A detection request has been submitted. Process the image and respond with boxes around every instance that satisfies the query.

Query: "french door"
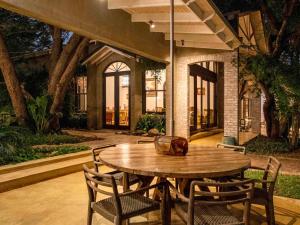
[104,73,130,129]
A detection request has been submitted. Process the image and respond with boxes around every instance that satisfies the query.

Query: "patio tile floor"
[0,170,299,225]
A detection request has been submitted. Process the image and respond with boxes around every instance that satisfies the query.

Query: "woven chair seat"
[175,202,241,225]
[93,192,160,219]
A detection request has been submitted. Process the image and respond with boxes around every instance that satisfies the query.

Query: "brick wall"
[166,48,239,141]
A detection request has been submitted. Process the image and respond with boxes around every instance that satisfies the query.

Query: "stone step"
[0,155,93,193]
[190,129,223,141]
[0,150,92,175]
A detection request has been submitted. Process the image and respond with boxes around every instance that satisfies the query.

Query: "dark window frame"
[189,61,222,133]
[103,61,131,130]
[143,69,166,114]
[75,75,87,113]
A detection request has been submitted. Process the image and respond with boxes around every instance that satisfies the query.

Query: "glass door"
[104,62,130,129]
[118,75,129,127]
[189,76,217,131]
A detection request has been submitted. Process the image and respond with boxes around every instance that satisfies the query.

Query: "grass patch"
[245,170,300,199]
[244,135,290,154]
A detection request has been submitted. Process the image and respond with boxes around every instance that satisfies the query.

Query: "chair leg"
[87,205,93,225]
[114,217,125,225]
[268,200,276,225]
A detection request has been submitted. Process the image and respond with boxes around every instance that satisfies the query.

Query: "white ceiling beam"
[165,33,222,43]
[108,0,184,9]
[176,41,231,50]
[131,12,199,23]
[150,23,213,34]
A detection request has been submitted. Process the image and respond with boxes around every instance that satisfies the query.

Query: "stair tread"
[0,156,91,183]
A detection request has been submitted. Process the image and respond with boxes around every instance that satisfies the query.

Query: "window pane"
[156,91,165,112]
[119,75,129,126]
[76,76,87,112]
[145,71,156,91]
[156,70,166,90]
[146,91,156,112]
[197,77,202,129]
[106,76,115,125]
[202,80,208,128]
[210,82,215,125]
[189,76,194,127]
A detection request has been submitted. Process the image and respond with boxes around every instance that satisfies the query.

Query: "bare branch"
[272,0,297,56]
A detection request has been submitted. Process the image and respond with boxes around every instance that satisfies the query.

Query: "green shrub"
[25,134,81,146]
[136,113,165,133]
[27,95,50,134]
[0,145,90,165]
[0,126,86,165]
[61,113,87,129]
[244,135,290,154]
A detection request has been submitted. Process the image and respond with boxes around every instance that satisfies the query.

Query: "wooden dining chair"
[216,143,246,155]
[216,143,247,179]
[83,165,170,225]
[92,146,140,192]
[169,179,254,225]
[248,156,281,225]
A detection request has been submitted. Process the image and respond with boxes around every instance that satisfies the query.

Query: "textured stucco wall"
[166,48,239,141]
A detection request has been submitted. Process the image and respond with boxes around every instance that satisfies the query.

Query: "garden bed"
[0,126,94,165]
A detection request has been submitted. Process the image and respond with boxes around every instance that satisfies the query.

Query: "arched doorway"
[103,62,130,129]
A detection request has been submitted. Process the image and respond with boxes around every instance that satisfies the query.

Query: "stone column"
[87,64,98,129]
[130,61,143,131]
[223,51,239,142]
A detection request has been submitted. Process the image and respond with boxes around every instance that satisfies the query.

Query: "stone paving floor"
[0,171,299,225]
[1,129,299,225]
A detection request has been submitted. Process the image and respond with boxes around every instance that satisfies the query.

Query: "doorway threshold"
[190,128,223,141]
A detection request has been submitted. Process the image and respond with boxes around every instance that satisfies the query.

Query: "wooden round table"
[98,143,251,179]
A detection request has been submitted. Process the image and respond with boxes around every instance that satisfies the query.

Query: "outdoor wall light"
[149,20,155,28]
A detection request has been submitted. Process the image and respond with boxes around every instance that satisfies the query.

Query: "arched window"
[105,62,130,73]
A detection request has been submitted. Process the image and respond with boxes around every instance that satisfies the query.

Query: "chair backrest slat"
[187,179,254,225]
[83,165,122,213]
[92,145,116,172]
[216,143,246,155]
[262,156,281,194]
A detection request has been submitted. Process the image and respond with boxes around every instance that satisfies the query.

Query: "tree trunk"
[0,31,28,125]
[50,38,89,114]
[48,27,62,75]
[280,115,291,140]
[290,112,300,150]
[48,34,81,95]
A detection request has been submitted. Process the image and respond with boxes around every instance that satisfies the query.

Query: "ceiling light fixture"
[149,20,155,29]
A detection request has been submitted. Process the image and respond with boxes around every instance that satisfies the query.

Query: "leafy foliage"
[0,125,89,165]
[136,114,166,133]
[27,95,51,134]
[0,9,51,57]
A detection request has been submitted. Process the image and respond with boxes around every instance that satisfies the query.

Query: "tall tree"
[0,9,89,130]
